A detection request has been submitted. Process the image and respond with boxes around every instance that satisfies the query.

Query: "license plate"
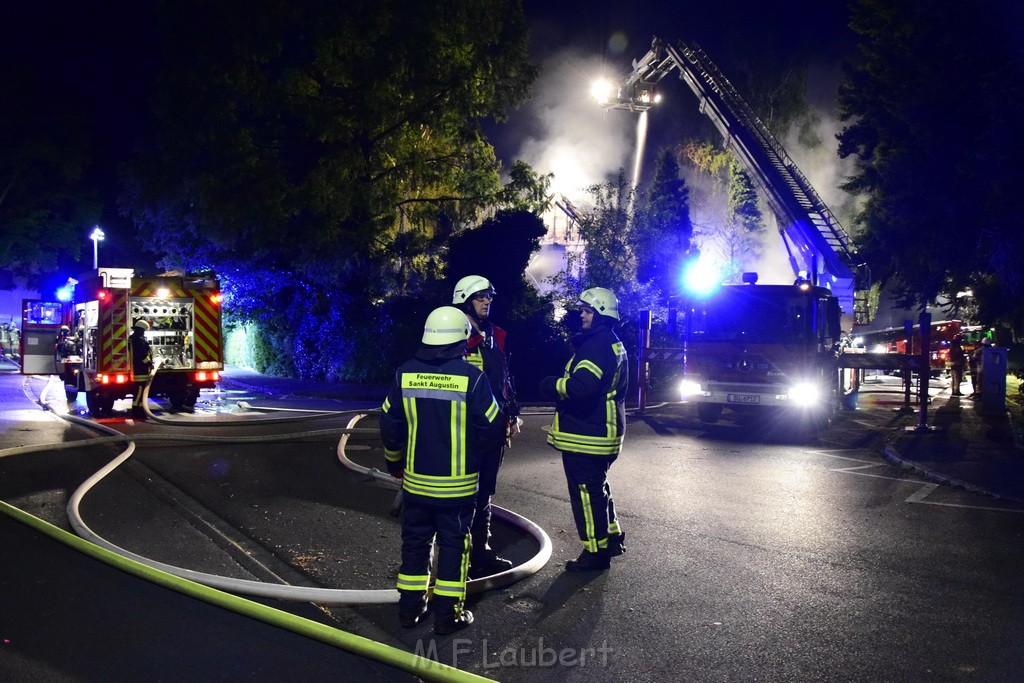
[727,393,760,404]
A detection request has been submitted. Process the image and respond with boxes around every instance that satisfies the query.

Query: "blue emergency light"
[55,277,78,302]
[681,258,722,298]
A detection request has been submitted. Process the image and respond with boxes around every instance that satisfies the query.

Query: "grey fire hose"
[23,375,551,600]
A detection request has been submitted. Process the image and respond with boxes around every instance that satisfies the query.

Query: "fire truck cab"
[24,268,223,415]
[676,278,843,427]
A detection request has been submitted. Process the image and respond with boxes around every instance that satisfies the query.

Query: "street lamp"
[89,226,105,269]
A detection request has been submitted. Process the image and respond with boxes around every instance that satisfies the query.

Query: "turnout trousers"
[470,445,505,554]
[396,499,474,619]
[561,451,622,553]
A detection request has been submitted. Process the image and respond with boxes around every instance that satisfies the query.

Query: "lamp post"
[89,226,105,269]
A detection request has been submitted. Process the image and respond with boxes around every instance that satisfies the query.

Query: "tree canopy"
[838,0,1024,331]
[122,0,537,303]
[633,148,694,297]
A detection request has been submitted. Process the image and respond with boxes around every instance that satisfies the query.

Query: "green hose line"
[0,499,495,683]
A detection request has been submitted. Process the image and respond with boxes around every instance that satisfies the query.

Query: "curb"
[881,439,1024,506]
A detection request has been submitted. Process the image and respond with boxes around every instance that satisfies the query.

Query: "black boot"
[607,531,626,557]
[434,609,474,636]
[565,549,610,573]
[398,594,429,628]
[470,548,513,578]
[399,604,429,628]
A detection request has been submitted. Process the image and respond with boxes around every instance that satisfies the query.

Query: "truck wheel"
[697,404,722,424]
[169,387,199,411]
[85,390,105,416]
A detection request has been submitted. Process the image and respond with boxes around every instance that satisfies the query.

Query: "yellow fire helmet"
[422,306,471,345]
[452,275,495,305]
[579,287,620,320]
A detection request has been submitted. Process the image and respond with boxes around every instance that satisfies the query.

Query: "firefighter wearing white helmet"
[380,305,504,635]
[539,286,628,572]
[451,275,521,577]
[421,305,471,344]
[452,275,495,305]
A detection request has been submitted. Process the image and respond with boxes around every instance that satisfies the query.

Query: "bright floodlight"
[591,78,616,105]
[89,225,105,269]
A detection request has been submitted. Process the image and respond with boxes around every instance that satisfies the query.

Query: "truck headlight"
[679,379,703,398]
[787,382,820,406]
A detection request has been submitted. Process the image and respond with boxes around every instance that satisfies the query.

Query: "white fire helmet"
[579,287,619,320]
[422,306,471,345]
[452,275,495,305]
[133,320,151,330]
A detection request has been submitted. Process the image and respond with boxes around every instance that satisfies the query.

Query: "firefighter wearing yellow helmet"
[539,286,628,572]
[451,275,521,578]
[379,305,505,635]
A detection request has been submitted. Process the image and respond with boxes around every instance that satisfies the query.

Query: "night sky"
[3,1,159,272]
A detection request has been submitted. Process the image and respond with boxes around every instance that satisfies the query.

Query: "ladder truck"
[608,37,869,427]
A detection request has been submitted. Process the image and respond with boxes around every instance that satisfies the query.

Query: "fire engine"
[857,320,995,378]
[22,268,223,415]
[672,276,843,425]
[607,38,869,427]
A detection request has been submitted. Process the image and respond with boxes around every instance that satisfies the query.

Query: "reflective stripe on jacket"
[380,354,503,505]
[547,326,628,456]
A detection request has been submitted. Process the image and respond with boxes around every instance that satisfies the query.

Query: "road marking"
[905,483,939,503]
[904,483,1024,513]
[810,449,1024,513]
[806,449,927,481]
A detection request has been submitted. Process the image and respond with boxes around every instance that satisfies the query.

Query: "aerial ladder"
[605,37,869,325]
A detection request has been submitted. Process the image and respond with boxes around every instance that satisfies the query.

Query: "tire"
[85,389,105,416]
[168,383,199,411]
[697,403,722,424]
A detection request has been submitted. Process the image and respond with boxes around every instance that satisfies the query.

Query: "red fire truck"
[22,268,223,415]
[857,320,967,377]
[673,277,844,426]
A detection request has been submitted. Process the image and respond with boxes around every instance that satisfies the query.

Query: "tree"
[493,160,554,215]
[576,170,635,293]
[120,0,539,379]
[632,147,694,299]
[678,143,766,283]
[122,0,537,300]
[837,0,1024,332]
[717,160,766,282]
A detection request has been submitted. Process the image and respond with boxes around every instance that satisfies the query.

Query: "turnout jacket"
[380,349,504,506]
[541,325,628,456]
[464,321,519,421]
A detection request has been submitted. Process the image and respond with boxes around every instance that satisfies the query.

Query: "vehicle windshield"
[686,288,813,343]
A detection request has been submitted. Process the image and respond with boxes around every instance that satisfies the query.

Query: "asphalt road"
[3,369,1024,681]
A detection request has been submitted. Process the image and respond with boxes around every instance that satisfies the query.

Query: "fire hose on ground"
[0,372,555,681]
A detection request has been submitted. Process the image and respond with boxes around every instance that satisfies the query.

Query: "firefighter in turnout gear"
[128,320,153,419]
[452,275,521,578]
[380,306,505,635]
[539,287,628,572]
